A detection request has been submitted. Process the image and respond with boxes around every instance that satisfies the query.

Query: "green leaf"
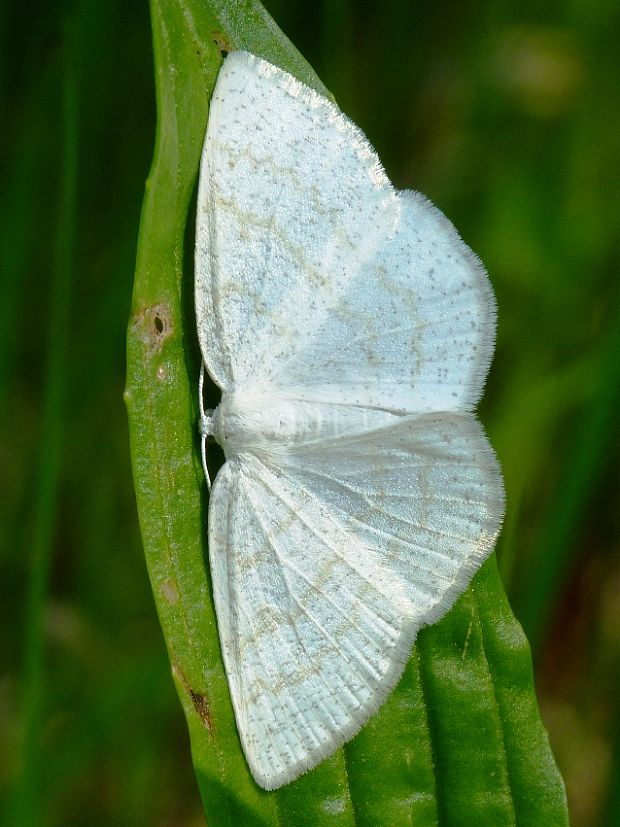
[125,1,569,823]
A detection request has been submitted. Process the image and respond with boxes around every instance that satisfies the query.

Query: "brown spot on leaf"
[173,664,214,734]
[212,30,231,58]
[190,690,213,733]
[160,579,179,604]
[131,303,173,354]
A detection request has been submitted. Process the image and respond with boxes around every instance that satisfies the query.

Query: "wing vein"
[252,462,411,610]
[293,469,482,546]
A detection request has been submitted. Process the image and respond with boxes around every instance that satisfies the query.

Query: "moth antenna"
[198,361,212,492]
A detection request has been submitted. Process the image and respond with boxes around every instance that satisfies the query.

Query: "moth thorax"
[211,391,326,457]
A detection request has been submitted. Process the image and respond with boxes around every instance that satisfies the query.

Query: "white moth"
[195,50,504,791]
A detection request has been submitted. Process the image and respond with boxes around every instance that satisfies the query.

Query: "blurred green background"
[2,0,619,824]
